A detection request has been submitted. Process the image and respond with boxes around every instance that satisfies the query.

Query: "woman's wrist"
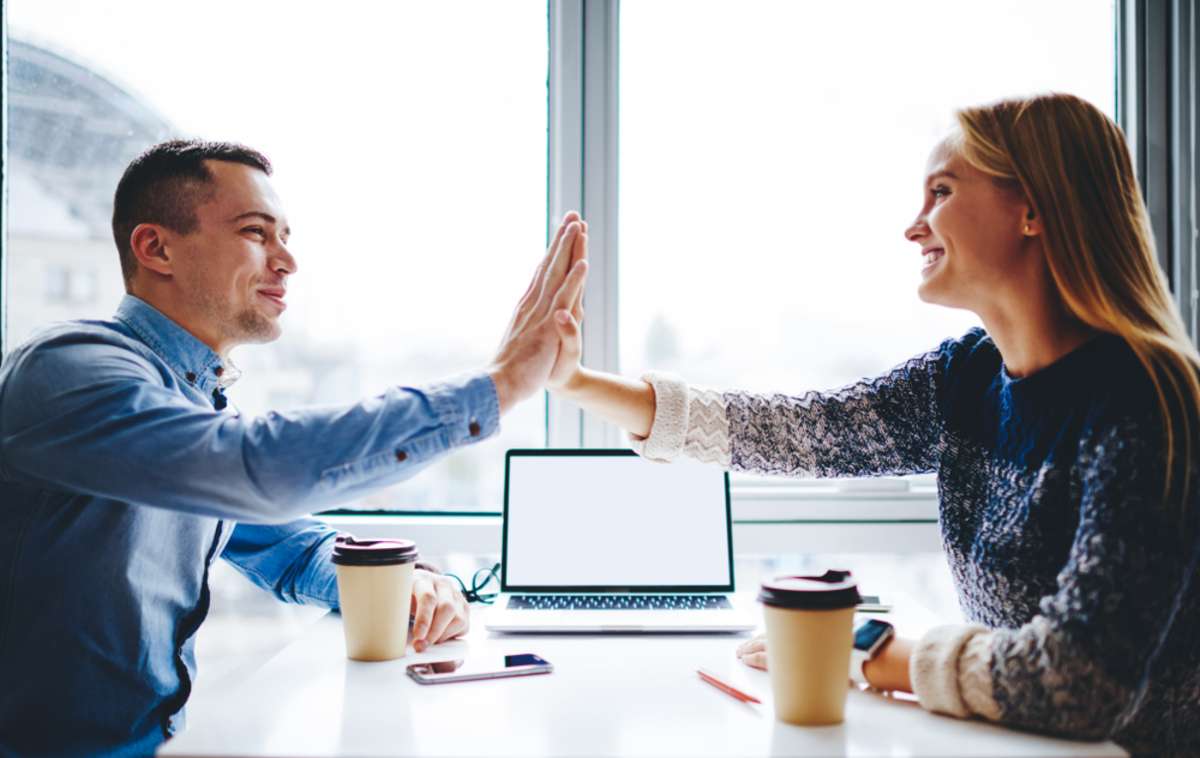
[550,366,591,400]
[863,636,914,693]
[549,367,656,439]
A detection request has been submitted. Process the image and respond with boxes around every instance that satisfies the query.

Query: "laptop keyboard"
[508,594,732,611]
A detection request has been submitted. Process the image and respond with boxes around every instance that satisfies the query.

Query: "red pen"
[697,668,762,704]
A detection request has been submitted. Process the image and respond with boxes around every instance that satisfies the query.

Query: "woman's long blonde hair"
[954,93,1199,517]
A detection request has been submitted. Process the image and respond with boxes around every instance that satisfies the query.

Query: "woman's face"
[905,137,1036,314]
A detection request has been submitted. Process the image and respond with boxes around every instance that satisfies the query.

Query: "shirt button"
[395,450,408,462]
[185,372,197,383]
[469,421,481,437]
[214,366,224,377]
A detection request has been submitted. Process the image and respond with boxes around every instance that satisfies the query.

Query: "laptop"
[485,449,758,633]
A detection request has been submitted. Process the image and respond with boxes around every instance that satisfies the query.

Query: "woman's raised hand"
[547,220,588,391]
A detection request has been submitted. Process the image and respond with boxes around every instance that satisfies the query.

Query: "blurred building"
[5,38,360,412]
[6,37,173,346]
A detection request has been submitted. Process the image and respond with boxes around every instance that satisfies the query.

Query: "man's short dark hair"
[111,139,272,284]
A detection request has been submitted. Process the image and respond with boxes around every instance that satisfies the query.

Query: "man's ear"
[129,223,175,277]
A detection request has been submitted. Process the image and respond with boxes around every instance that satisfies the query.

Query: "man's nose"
[271,243,298,275]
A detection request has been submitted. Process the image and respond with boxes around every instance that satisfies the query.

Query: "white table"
[161,600,1125,757]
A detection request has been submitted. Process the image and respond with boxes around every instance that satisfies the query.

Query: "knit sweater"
[631,328,1199,755]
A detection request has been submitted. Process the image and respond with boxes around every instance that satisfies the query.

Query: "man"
[0,140,588,756]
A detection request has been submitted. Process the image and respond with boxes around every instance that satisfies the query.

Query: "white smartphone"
[856,594,893,613]
[406,653,553,684]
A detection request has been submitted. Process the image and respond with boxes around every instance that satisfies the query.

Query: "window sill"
[319,494,942,557]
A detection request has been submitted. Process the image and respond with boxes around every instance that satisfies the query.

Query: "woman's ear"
[129,223,174,277]
[1020,206,1041,237]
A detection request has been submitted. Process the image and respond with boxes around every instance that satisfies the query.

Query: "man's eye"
[243,226,266,237]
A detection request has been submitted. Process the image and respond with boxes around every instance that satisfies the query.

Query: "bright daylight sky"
[9,0,549,365]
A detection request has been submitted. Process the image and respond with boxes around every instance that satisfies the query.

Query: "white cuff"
[628,372,689,462]
[910,624,996,719]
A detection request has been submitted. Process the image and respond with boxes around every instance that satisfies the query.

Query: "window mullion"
[547,0,621,449]
[546,0,585,447]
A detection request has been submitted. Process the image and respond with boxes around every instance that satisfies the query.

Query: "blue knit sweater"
[634,328,1200,755]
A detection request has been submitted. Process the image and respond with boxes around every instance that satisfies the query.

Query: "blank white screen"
[504,455,731,588]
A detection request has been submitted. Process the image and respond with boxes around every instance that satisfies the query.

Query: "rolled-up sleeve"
[220,519,341,608]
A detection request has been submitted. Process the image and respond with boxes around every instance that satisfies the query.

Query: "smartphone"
[406,653,553,684]
[856,595,893,613]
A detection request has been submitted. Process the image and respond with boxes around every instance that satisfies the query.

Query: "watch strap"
[849,648,871,686]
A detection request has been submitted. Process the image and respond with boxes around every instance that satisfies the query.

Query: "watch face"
[853,619,893,652]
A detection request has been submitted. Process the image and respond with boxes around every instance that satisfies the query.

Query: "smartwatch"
[849,618,894,686]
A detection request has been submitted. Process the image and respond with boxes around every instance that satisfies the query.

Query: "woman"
[542,94,1200,755]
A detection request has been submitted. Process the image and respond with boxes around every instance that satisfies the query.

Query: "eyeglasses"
[447,562,501,604]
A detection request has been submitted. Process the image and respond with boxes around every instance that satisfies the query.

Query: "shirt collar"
[114,294,241,396]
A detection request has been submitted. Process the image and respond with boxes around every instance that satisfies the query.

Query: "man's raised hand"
[488,212,589,413]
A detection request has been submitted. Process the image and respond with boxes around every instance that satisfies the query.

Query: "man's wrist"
[488,367,517,416]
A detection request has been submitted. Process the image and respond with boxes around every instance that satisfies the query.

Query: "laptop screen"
[501,450,733,591]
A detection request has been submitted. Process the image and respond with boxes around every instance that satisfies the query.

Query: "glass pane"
[6,0,549,510]
[620,0,1115,399]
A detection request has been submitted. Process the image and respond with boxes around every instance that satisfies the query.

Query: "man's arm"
[222,520,472,650]
[220,520,340,606]
[0,216,589,524]
[0,341,498,523]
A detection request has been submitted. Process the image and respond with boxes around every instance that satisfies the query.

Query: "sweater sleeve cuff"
[628,372,689,462]
[911,624,998,719]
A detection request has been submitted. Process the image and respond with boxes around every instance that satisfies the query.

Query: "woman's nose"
[905,218,928,242]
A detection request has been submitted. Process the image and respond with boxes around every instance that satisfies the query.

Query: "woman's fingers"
[736,635,766,656]
[735,635,768,670]
[738,651,769,671]
[551,258,588,316]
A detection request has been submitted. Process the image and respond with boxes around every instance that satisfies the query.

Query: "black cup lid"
[758,569,862,610]
[332,535,419,566]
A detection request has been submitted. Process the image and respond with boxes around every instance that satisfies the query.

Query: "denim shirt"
[0,295,499,757]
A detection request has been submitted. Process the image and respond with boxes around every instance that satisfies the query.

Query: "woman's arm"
[549,288,969,476]
[556,367,656,439]
[545,229,975,477]
[900,419,1199,741]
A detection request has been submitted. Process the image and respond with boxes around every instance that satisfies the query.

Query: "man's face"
[167,160,296,351]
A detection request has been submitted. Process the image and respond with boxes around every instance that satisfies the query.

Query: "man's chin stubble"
[234,311,281,344]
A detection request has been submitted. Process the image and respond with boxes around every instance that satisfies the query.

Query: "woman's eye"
[930,185,950,199]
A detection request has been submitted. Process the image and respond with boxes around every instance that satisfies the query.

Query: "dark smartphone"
[406,653,553,684]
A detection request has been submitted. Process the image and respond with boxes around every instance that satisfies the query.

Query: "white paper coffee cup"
[759,570,862,725]
[333,536,419,662]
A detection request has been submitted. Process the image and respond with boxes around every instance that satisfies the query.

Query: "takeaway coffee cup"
[332,536,419,661]
[759,570,862,725]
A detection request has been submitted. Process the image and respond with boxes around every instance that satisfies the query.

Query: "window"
[619,0,1116,396]
[615,0,1116,509]
[6,1,550,511]
[2,2,1147,518]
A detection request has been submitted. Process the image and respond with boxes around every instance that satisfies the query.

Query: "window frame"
[2,1,1194,541]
